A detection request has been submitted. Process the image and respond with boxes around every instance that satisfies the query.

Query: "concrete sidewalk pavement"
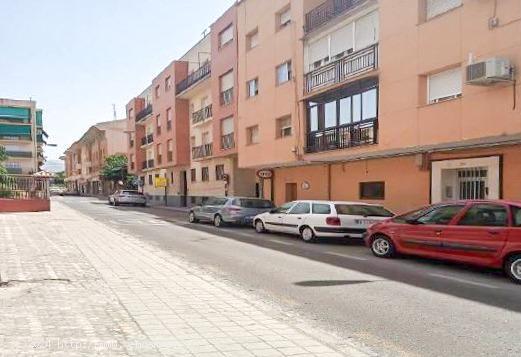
[0,202,368,357]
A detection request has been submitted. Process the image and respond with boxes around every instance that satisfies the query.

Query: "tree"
[53,171,66,185]
[101,154,128,185]
[0,145,7,176]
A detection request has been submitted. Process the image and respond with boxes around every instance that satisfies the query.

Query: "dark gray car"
[189,197,274,227]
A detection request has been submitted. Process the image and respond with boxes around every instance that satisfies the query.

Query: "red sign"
[256,169,273,179]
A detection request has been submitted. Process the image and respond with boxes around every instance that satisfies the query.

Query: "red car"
[365,200,521,283]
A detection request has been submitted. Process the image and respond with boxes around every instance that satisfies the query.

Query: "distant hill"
[42,159,65,173]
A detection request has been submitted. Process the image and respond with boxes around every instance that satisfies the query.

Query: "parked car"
[189,197,274,227]
[365,200,521,283]
[253,200,394,242]
[108,190,146,207]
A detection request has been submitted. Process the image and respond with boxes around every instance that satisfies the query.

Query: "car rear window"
[312,203,331,214]
[236,199,273,208]
[335,204,394,217]
[205,197,228,206]
[122,191,141,195]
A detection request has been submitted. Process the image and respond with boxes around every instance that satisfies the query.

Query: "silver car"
[189,197,274,227]
[109,190,147,207]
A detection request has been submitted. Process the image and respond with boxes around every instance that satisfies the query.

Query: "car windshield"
[392,205,434,223]
[335,204,394,217]
[236,199,273,209]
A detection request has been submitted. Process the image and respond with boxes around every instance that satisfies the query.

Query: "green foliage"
[53,171,66,185]
[0,145,7,176]
[101,154,128,183]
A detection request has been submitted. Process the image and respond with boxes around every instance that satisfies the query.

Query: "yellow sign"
[154,177,167,188]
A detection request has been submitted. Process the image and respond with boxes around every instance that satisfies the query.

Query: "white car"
[109,190,147,207]
[253,200,394,243]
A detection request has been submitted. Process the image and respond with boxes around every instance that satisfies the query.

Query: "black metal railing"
[192,143,213,159]
[0,174,50,200]
[305,44,378,93]
[305,119,377,153]
[192,104,213,124]
[220,133,235,150]
[305,0,367,33]
[136,105,153,122]
[141,133,154,146]
[6,151,32,158]
[220,88,234,106]
[176,61,211,94]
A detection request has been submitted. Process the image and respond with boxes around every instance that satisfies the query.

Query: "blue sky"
[0,0,235,166]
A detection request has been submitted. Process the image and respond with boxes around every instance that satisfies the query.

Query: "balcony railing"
[136,105,153,122]
[0,174,49,200]
[305,0,367,33]
[192,143,213,160]
[6,151,32,158]
[220,133,235,150]
[142,159,155,170]
[305,119,377,153]
[141,133,154,146]
[220,88,234,106]
[305,44,378,94]
[192,104,213,124]
[5,167,23,175]
[176,61,211,94]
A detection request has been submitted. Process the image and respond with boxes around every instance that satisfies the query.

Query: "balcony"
[220,133,235,150]
[305,44,378,94]
[141,133,154,146]
[176,61,211,95]
[220,88,234,106]
[6,151,32,158]
[142,159,155,170]
[192,104,213,125]
[192,143,213,160]
[305,119,377,153]
[305,0,368,34]
[136,105,153,122]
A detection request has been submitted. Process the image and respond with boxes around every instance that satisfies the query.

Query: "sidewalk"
[0,202,367,357]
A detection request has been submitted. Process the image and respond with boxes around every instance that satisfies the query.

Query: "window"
[148,175,153,185]
[312,204,331,214]
[156,114,161,135]
[155,85,160,98]
[221,117,234,135]
[190,168,196,182]
[512,206,521,227]
[278,6,291,29]
[309,103,318,131]
[458,204,508,227]
[201,167,209,182]
[166,108,172,130]
[215,165,225,181]
[246,28,259,50]
[220,71,234,105]
[416,205,464,225]
[276,116,292,138]
[274,202,295,214]
[335,204,394,217]
[219,24,234,47]
[247,78,259,98]
[165,76,172,91]
[324,101,336,128]
[276,61,292,85]
[426,0,462,20]
[167,140,173,161]
[428,67,462,104]
[156,144,162,164]
[289,202,310,215]
[360,182,385,200]
[247,125,259,145]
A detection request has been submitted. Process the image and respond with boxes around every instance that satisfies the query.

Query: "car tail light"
[224,206,242,214]
[326,216,341,226]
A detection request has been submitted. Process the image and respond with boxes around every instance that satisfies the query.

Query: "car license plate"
[356,219,378,225]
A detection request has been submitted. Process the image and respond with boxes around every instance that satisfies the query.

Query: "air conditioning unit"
[466,57,513,86]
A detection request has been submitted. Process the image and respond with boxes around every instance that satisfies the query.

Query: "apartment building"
[0,98,47,174]
[234,0,521,213]
[64,119,126,195]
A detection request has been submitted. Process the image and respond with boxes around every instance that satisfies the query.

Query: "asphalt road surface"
[59,196,521,357]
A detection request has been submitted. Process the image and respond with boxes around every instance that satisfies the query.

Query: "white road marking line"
[267,239,294,246]
[325,251,368,261]
[429,273,498,289]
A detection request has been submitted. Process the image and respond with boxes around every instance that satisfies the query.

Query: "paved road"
[59,196,521,357]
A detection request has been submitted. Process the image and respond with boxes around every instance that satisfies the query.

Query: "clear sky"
[0,0,235,167]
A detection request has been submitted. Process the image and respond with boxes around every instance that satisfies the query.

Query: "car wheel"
[114,200,119,206]
[189,211,198,223]
[505,254,521,284]
[300,226,316,243]
[254,220,265,233]
[214,214,224,228]
[141,203,147,207]
[371,235,395,258]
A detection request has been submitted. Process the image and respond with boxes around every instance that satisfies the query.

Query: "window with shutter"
[247,28,259,50]
[355,11,378,50]
[330,23,354,59]
[426,0,462,20]
[308,37,329,70]
[219,25,234,47]
[428,67,462,104]
[221,117,234,135]
[279,7,291,28]
[220,71,234,92]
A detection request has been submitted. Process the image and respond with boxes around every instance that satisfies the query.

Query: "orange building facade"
[234,0,521,213]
